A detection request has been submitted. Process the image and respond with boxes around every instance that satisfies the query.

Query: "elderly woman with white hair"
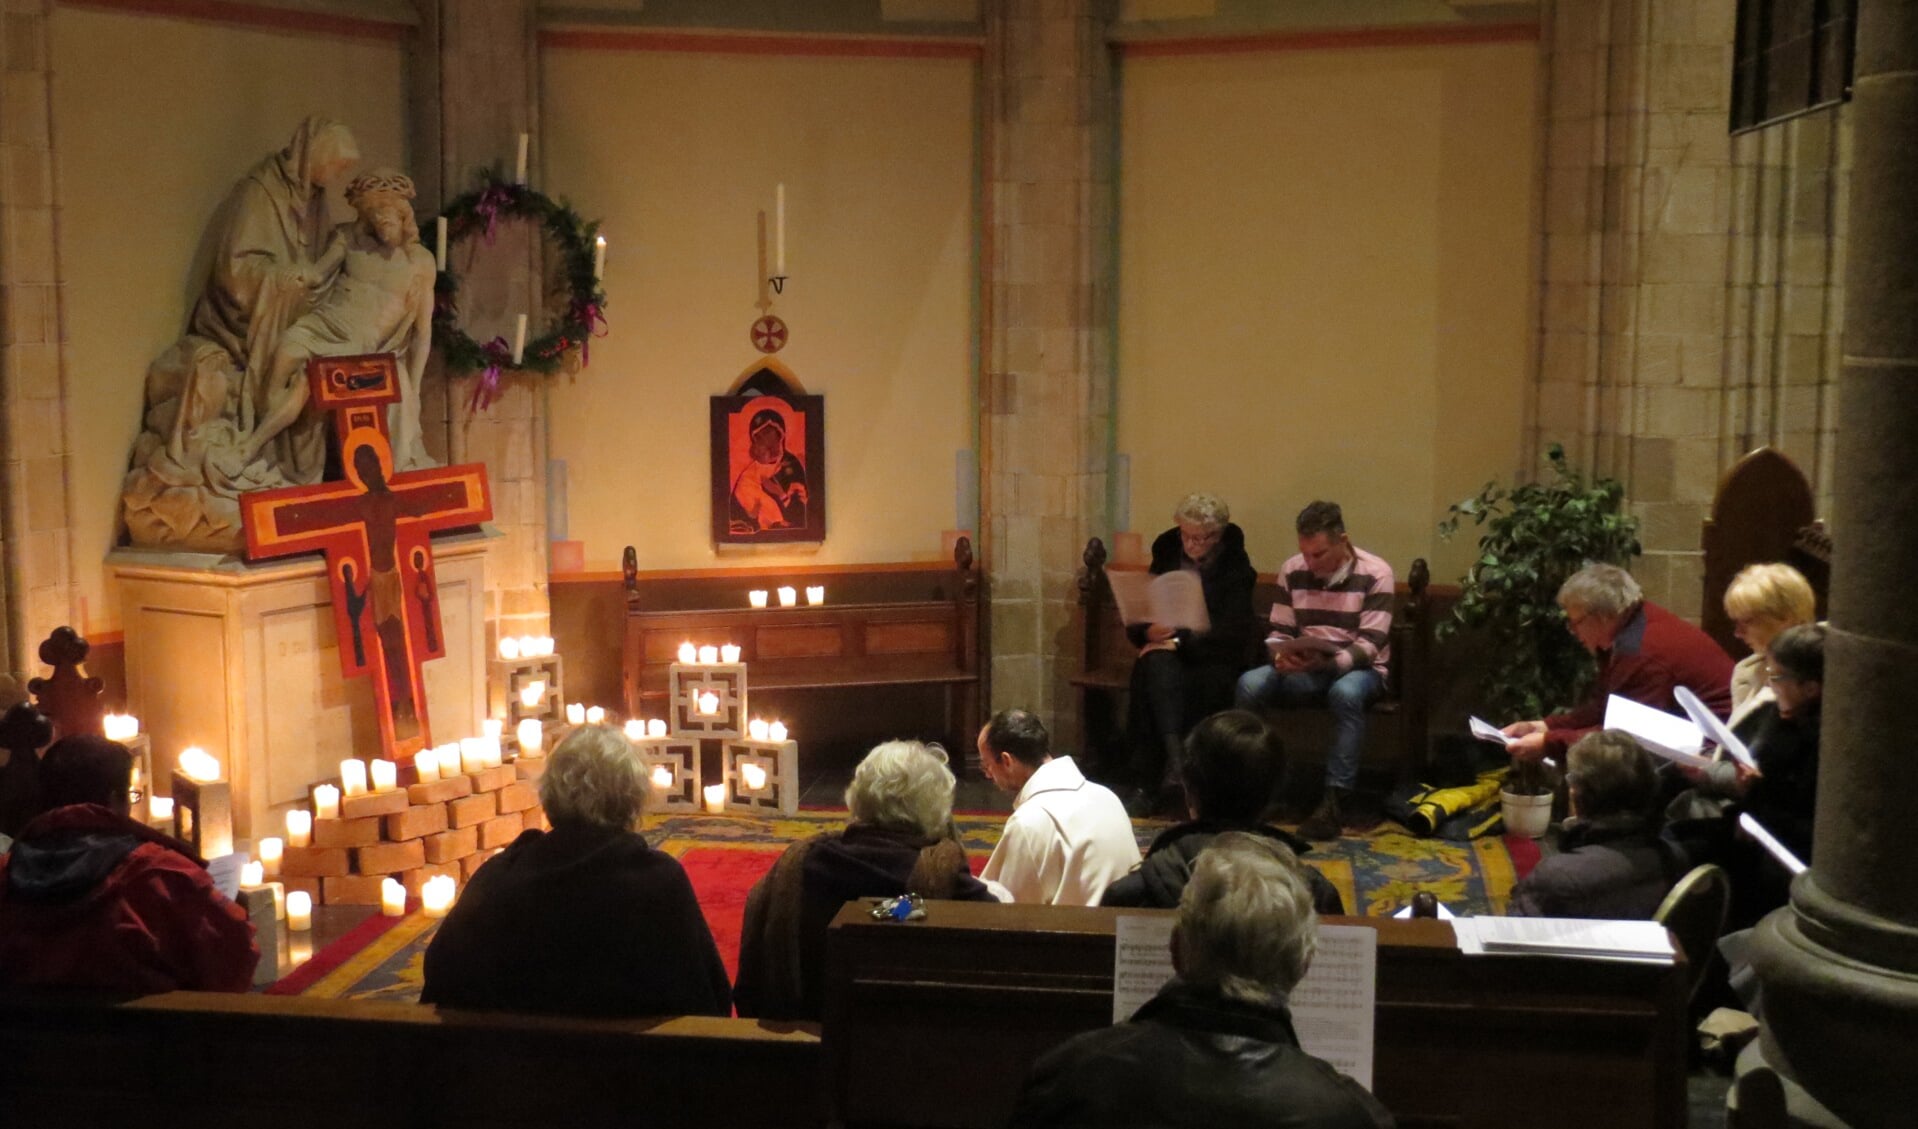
[421,724,730,1018]
[1124,492,1260,812]
[734,739,997,1020]
[1009,834,1392,1128]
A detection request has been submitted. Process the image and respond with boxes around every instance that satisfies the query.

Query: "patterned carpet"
[268,808,1539,1002]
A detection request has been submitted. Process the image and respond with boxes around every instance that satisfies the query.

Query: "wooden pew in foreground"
[824,901,1687,1129]
[0,990,822,1129]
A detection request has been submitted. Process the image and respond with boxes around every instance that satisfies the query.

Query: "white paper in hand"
[1469,716,1515,747]
[1675,685,1757,771]
[1603,694,1712,770]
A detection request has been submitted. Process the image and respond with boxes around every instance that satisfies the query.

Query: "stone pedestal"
[109,532,492,841]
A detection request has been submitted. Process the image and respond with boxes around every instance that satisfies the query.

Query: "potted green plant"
[1438,444,1640,836]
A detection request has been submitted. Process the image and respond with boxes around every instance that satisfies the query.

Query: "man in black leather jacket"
[1009,833,1395,1129]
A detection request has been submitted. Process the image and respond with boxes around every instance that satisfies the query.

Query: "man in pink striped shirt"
[1235,501,1394,840]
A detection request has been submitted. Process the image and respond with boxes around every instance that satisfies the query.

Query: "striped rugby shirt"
[1264,545,1395,681]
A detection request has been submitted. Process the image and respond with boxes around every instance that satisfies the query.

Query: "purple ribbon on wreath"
[467,336,513,413]
[570,298,608,368]
[473,183,516,245]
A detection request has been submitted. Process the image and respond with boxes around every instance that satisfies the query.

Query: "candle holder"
[721,739,799,816]
[634,737,702,811]
[170,768,235,860]
[494,653,565,725]
[667,662,746,739]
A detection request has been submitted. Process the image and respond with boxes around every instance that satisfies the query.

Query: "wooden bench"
[620,539,982,752]
[1072,537,1435,785]
[0,989,821,1128]
[823,900,1688,1129]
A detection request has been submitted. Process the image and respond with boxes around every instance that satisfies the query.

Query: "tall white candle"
[775,182,786,275]
[369,759,397,793]
[594,235,606,282]
[312,784,340,820]
[516,132,529,184]
[340,759,367,798]
[285,809,313,848]
[259,837,284,878]
[287,891,313,932]
[777,586,797,608]
[381,877,407,917]
[512,313,528,365]
[518,718,544,757]
[435,216,447,270]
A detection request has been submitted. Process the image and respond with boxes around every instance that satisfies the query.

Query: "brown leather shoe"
[1298,788,1347,841]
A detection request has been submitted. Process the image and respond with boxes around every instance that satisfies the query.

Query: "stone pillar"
[980,0,1114,746]
[0,0,74,682]
[1745,2,1918,1124]
[409,0,550,645]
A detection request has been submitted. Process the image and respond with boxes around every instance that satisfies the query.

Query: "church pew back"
[823,900,1687,1129]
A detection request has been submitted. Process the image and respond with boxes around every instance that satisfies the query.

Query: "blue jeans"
[1234,665,1383,790]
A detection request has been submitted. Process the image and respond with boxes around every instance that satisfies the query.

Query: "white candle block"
[370,760,398,793]
[435,215,447,270]
[698,692,719,716]
[647,719,667,738]
[566,702,586,725]
[178,746,222,783]
[340,759,367,798]
[703,784,726,814]
[241,859,265,887]
[624,719,647,740]
[285,809,313,848]
[516,132,529,184]
[287,891,313,932]
[512,313,527,364]
[586,706,606,725]
[483,718,504,741]
[520,680,546,708]
[498,636,520,660]
[413,750,440,784]
[103,713,140,741]
[697,645,719,665]
[748,590,768,608]
[806,585,825,605]
[748,718,770,742]
[518,718,544,756]
[381,877,407,918]
[259,837,284,878]
[421,875,456,919]
[594,234,606,281]
[741,763,768,791]
[651,764,675,791]
[768,721,789,743]
[677,642,697,664]
[777,586,797,607]
[150,797,174,821]
[312,784,340,820]
[720,644,741,664]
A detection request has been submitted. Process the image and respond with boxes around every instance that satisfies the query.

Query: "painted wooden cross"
[241,354,491,761]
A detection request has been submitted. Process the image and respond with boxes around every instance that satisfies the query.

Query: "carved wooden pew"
[1072,538,1436,784]
[1701,446,1831,657]
[0,990,822,1129]
[825,900,1687,1129]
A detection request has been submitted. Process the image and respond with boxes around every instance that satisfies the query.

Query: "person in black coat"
[1124,493,1259,803]
[421,724,730,1018]
[1104,709,1344,915]
[1011,833,1393,1129]
[1509,731,1682,920]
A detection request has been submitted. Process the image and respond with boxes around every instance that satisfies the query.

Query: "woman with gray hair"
[1124,492,1260,813]
[734,740,997,1020]
[1009,834,1392,1128]
[421,724,730,1018]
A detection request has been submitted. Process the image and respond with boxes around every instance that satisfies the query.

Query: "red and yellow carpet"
[267,809,1539,1001]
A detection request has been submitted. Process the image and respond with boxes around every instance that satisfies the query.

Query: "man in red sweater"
[1503,563,1734,763]
[0,734,257,993]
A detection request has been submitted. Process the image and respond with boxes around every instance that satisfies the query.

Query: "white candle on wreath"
[677,641,698,664]
[720,644,741,664]
[516,132,529,184]
[340,759,367,798]
[312,785,340,821]
[512,313,528,365]
[436,216,447,270]
[285,809,313,848]
[594,235,606,282]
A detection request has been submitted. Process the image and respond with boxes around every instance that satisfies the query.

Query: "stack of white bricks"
[280,758,549,906]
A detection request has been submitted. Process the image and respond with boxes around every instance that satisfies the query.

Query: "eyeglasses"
[1765,668,1796,685]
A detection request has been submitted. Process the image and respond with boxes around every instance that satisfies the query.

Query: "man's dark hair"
[1770,622,1826,684]
[38,735,133,814]
[983,709,1050,768]
[1180,710,1284,822]
[1295,501,1345,539]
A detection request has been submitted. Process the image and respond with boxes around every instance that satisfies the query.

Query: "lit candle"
[436,216,447,270]
[369,759,398,793]
[414,750,440,784]
[677,642,697,664]
[769,721,789,743]
[698,691,719,716]
[741,762,768,791]
[594,234,606,281]
[438,745,463,779]
[512,313,527,365]
[806,585,825,605]
[586,706,606,725]
[697,645,718,665]
[518,718,544,757]
[498,636,520,660]
[624,719,646,740]
[777,586,797,608]
[520,680,546,708]
[703,783,727,814]
[651,764,675,791]
[381,877,407,917]
[748,590,769,609]
[566,702,586,725]
[720,644,741,664]
[285,809,313,848]
[287,891,313,932]
[312,784,340,820]
[259,837,283,878]
[103,713,140,741]
[516,132,529,184]
[150,797,174,821]
[241,859,265,887]
[483,718,504,741]
[178,746,221,782]
[538,636,555,657]
[340,759,367,798]
[775,182,786,276]
[421,875,456,918]
[647,719,667,738]
[748,718,770,742]
[460,738,487,774]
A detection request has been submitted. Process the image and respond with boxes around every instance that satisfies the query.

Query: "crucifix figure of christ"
[241,354,491,761]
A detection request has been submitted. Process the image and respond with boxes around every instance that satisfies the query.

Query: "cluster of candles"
[746,586,825,608]
[676,642,742,665]
[564,703,607,726]
[623,718,671,739]
[496,635,556,660]
[377,876,456,918]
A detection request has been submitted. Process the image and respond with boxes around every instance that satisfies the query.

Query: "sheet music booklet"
[1106,569,1210,633]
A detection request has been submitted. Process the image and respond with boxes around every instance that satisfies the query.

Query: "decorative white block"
[667,663,746,739]
[634,737,702,811]
[722,739,799,816]
[498,654,564,725]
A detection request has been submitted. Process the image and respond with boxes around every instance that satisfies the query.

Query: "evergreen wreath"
[432,171,607,411]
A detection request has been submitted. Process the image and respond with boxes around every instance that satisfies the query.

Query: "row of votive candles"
[563,703,607,726]
[496,635,555,660]
[653,772,770,810]
[623,716,789,742]
[676,643,741,665]
[747,586,824,608]
[280,875,456,933]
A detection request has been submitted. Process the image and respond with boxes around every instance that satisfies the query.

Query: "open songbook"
[1602,695,1711,770]
[1675,685,1757,771]
[1106,569,1210,633]
[1452,916,1675,965]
